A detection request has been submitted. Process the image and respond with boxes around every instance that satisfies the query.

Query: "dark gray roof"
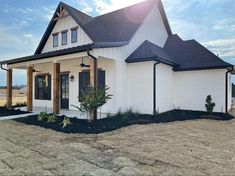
[126,40,177,66]
[164,34,233,71]
[126,35,233,71]
[35,0,172,54]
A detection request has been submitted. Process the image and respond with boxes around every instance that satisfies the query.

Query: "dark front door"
[60,74,69,109]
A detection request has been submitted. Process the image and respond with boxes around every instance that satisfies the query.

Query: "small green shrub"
[38,112,48,121]
[14,102,27,108]
[47,114,57,123]
[153,110,159,116]
[205,95,216,113]
[61,116,72,128]
[121,108,134,120]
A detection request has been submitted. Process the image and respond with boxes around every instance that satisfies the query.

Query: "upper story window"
[61,30,68,45]
[53,33,59,47]
[71,27,78,43]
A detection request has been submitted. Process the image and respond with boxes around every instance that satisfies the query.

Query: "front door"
[60,74,69,109]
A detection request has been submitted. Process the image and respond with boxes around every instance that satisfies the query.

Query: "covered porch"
[1,47,117,118]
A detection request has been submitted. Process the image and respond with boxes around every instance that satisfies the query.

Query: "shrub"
[205,95,216,113]
[38,112,48,121]
[47,114,57,123]
[74,85,112,122]
[61,116,72,128]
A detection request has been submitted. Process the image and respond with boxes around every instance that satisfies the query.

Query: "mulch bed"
[14,110,234,134]
[0,107,29,117]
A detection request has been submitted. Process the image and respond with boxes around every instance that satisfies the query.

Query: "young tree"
[75,85,112,122]
[205,95,216,113]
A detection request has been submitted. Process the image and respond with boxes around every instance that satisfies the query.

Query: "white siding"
[156,64,174,113]
[94,3,169,61]
[127,62,154,114]
[42,14,92,53]
[173,69,227,113]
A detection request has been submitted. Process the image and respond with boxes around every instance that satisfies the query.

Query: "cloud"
[17,8,33,14]
[213,19,235,32]
[202,38,235,58]
[93,0,145,14]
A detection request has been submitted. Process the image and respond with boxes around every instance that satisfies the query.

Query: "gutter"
[87,47,98,120]
[153,61,160,114]
[225,66,234,114]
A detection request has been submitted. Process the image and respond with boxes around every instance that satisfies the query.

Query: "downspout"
[87,47,98,120]
[0,64,8,71]
[153,61,160,114]
[225,67,234,114]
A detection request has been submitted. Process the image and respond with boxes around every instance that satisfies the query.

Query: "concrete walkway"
[0,113,37,120]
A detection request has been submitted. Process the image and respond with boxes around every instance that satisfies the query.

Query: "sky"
[0,0,234,86]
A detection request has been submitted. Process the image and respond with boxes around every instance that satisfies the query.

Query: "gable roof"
[35,0,172,54]
[34,2,93,54]
[126,40,177,66]
[126,35,233,71]
[164,34,233,71]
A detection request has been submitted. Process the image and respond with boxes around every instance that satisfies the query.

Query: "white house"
[0,0,233,116]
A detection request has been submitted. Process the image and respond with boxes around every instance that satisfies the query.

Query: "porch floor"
[18,107,107,120]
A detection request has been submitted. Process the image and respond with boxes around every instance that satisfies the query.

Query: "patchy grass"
[14,110,234,134]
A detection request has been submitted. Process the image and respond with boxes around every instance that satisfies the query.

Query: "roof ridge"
[60,1,93,18]
[93,0,155,19]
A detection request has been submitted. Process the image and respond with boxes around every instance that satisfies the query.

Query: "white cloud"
[202,38,235,57]
[213,19,235,32]
[93,0,145,14]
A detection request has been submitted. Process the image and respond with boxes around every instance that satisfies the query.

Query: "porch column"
[6,69,12,108]
[89,58,98,86]
[27,66,33,112]
[53,62,60,114]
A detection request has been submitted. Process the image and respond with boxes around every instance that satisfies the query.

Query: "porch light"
[70,75,74,82]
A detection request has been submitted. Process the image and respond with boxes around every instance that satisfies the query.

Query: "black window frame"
[35,74,51,100]
[71,27,78,43]
[79,70,105,97]
[61,30,68,46]
[52,33,59,47]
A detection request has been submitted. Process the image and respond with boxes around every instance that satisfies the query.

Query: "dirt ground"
[0,119,234,176]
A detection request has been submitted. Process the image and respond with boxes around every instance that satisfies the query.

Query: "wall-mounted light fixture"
[70,75,74,82]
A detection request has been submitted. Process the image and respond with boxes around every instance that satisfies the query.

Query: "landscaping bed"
[0,107,29,117]
[14,110,234,134]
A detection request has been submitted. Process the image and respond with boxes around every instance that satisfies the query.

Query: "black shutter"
[79,72,83,97]
[35,76,38,99]
[98,70,105,89]
[48,75,51,100]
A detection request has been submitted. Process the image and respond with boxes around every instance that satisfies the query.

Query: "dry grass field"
[0,88,26,107]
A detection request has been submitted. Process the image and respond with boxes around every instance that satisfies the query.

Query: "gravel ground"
[0,119,234,176]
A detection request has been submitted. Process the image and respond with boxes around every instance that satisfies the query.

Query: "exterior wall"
[33,63,54,109]
[32,57,118,114]
[173,69,227,113]
[42,14,92,53]
[94,3,169,61]
[155,64,174,113]
[126,62,154,114]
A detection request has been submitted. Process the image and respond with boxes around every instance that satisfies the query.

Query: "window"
[35,74,51,100]
[61,30,67,45]
[79,70,105,97]
[53,33,58,47]
[71,27,78,43]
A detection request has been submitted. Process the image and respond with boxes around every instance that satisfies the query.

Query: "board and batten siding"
[94,3,169,61]
[42,13,92,53]
[173,69,228,113]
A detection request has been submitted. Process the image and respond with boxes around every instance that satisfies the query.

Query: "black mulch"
[0,107,29,117]
[14,110,234,134]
